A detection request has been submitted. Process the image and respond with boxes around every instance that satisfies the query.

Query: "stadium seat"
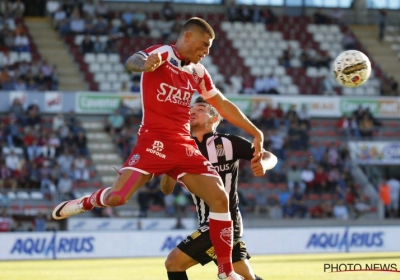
[84,53,96,63]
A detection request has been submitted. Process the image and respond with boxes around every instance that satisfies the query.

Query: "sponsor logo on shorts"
[186,146,202,157]
[128,154,140,165]
[206,246,216,260]
[146,140,166,159]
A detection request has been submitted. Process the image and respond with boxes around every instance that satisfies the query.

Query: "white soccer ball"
[332,50,371,88]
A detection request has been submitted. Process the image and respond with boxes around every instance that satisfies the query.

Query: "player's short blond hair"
[181,17,215,39]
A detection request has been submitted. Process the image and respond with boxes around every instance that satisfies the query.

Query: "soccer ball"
[332,50,371,88]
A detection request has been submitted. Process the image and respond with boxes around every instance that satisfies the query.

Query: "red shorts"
[121,133,219,180]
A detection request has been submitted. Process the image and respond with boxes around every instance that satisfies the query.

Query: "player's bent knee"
[210,189,229,209]
[165,250,180,271]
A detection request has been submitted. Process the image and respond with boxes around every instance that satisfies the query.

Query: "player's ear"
[184,31,193,42]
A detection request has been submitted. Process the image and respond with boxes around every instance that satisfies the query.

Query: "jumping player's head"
[190,96,222,134]
[176,17,215,64]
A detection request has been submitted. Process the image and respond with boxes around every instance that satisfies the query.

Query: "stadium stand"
[1,2,400,232]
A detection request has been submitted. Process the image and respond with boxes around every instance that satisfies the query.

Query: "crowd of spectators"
[0,100,90,206]
[336,105,381,139]
[0,3,59,91]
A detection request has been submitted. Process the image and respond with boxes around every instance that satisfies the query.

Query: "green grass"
[1,252,400,280]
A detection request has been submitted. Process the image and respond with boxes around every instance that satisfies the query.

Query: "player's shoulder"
[215,133,250,143]
[142,44,172,54]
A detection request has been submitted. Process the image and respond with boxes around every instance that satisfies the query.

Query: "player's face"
[187,31,213,64]
[190,103,212,129]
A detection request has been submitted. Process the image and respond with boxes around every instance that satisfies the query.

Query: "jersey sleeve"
[228,135,255,161]
[137,45,169,62]
[196,65,219,99]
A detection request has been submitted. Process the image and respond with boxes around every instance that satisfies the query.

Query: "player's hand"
[144,53,162,72]
[251,156,265,177]
[252,132,264,160]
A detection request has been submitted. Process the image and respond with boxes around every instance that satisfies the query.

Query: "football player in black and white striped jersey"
[161,96,277,280]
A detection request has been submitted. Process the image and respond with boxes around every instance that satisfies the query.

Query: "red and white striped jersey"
[136,44,218,138]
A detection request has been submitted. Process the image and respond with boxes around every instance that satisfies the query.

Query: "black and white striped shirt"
[193,132,254,239]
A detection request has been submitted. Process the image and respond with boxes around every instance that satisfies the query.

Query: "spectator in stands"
[291,184,307,218]
[237,5,252,22]
[93,16,108,35]
[174,188,189,218]
[282,197,297,218]
[251,5,264,23]
[279,46,293,68]
[226,3,239,22]
[13,31,29,52]
[83,14,95,34]
[387,177,400,218]
[379,179,391,218]
[253,75,266,94]
[0,210,14,232]
[73,154,89,181]
[348,114,360,138]
[33,213,47,231]
[75,131,88,156]
[0,160,17,190]
[264,7,277,25]
[52,6,66,29]
[27,139,43,161]
[315,50,331,68]
[132,9,149,37]
[57,150,74,174]
[337,114,350,137]
[10,0,25,18]
[312,165,328,194]
[269,129,285,160]
[287,164,302,193]
[300,163,314,194]
[333,199,349,220]
[5,150,19,171]
[82,0,96,17]
[358,114,374,138]
[377,9,387,42]
[40,175,57,200]
[158,17,174,41]
[253,188,268,216]
[341,31,356,50]
[69,12,85,35]
[95,0,109,19]
[228,71,243,94]
[164,193,176,217]
[80,34,94,53]
[161,2,175,21]
[320,75,336,96]
[310,200,333,218]
[105,109,124,135]
[313,8,329,24]
[264,74,279,94]
[0,189,10,209]
[57,172,74,200]
[61,0,76,17]
[330,8,344,25]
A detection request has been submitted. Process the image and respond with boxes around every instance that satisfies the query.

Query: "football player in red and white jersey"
[52,17,263,280]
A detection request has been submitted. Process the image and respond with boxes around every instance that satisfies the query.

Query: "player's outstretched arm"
[160,174,177,195]
[251,151,278,177]
[207,92,264,159]
[125,52,162,72]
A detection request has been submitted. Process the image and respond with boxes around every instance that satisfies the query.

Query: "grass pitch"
[1,252,400,280]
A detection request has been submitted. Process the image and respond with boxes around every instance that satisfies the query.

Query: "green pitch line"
[1,252,400,280]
